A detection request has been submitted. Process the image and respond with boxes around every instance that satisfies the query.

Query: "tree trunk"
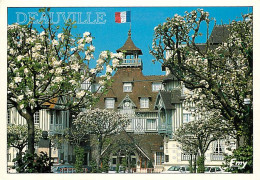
[16,147,24,170]
[189,154,193,173]
[27,115,35,155]
[128,153,131,173]
[196,155,205,173]
[193,155,197,173]
[96,136,103,171]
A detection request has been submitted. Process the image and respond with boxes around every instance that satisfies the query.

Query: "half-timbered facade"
[7,98,73,168]
[154,25,235,171]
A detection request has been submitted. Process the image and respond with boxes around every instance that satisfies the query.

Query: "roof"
[208,25,230,44]
[116,30,143,55]
[108,131,164,161]
[42,97,58,109]
[159,91,175,110]
[94,67,165,111]
[163,73,178,82]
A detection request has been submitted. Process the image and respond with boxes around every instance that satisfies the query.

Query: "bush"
[101,155,110,173]
[74,146,84,173]
[223,145,253,173]
[12,151,52,173]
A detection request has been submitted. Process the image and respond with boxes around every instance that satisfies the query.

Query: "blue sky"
[8,7,252,75]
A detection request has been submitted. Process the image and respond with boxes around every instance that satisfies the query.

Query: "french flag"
[115,11,131,23]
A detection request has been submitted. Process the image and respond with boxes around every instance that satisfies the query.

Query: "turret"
[116,30,143,69]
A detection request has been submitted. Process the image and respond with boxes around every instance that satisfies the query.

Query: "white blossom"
[14,77,22,83]
[89,45,95,51]
[100,51,108,59]
[69,80,77,85]
[76,90,85,98]
[52,39,59,46]
[106,65,113,74]
[71,63,80,71]
[17,95,24,101]
[97,59,104,65]
[85,37,92,44]
[17,55,23,61]
[83,32,90,37]
[99,80,105,86]
[55,67,63,74]
[53,76,63,83]
[90,68,97,74]
[112,58,120,68]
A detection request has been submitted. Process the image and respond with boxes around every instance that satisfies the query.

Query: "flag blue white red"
[115,11,131,23]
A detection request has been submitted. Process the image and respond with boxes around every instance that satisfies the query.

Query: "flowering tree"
[73,108,129,170]
[7,8,123,155]
[174,117,230,173]
[7,124,42,167]
[151,9,253,147]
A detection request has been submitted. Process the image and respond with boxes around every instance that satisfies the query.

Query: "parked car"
[161,166,181,173]
[162,165,191,174]
[180,166,191,173]
[53,164,75,173]
[204,166,230,173]
[108,166,125,173]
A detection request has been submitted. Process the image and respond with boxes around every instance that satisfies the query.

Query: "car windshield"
[205,167,211,172]
[216,167,221,171]
[109,167,116,171]
[210,167,216,172]
[168,166,180,171]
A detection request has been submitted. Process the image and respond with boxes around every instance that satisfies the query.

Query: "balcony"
[125,118,158,133]
[181,153,197,161]
[158,123,172,135]
[117,58,142,68]
[50,124,64,134]
[210,153,224,161]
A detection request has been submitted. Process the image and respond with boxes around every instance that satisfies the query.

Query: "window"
[183,113,191,123]
[146,119,156,130]
[165,155,169,162]
[7,109,10,124]
[152,82,163,91]
[156,152,164,165]
[56,111,62,125]
[123,83,132,92]
[50,110,54,124]
[213,140,224,154]
[105,98,115,109]
[81,80,91,91]
[7,153,11,162]
[112,157,117,165]
[140,98,149,108]
[34,111,39,124]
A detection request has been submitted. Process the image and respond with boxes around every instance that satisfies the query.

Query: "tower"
[116,30,143,69]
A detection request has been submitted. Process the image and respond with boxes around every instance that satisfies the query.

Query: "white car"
[205,166,230,173]
[108,166,125,173]
[161,166,190,174]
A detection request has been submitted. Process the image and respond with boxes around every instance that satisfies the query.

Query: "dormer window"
[123,83,132,92]
[152,82,164,92]
[105,98,115,109]
[140,97,149,108]
[81,80,91,91]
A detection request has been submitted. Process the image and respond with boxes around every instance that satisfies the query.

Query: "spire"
[128,29,131,37]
